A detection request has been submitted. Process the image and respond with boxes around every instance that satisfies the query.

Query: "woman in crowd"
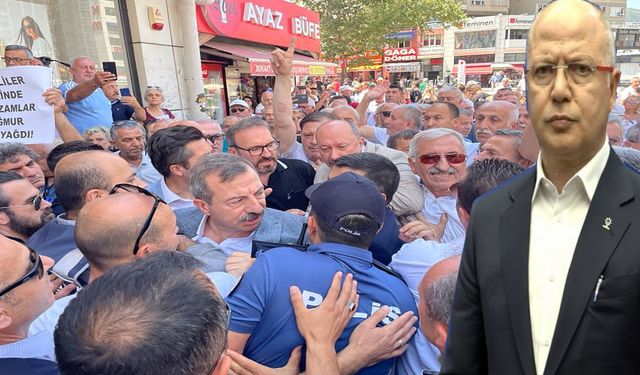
[143,86,175,124]
[16,16,53,57]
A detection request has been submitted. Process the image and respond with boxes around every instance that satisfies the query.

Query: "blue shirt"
[110,99,135,121]
[369,207,404,265]
[59,81,113,134]
[227,242,417,374]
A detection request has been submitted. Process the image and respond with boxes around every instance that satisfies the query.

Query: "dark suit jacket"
[442,150,640,375]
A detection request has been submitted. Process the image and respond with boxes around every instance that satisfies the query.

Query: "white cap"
[230,99,250,109]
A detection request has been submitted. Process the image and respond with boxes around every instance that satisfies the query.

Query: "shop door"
[202,63,226,120]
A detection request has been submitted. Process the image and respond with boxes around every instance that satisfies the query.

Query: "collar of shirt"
[192,214,255,254]
[532,137,610,202]
[55,213,76,226]
[307,242,373,265]
[160,178,193,209]
[0,331,55,360]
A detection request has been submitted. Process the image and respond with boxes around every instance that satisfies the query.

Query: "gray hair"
[387,129,419,151]
[408,128,465,158]
[0,142,38,165]
[607,114,625,132]
[189,153,256,203]
[495,129,524,148]
[144,86,164,98]
[394,105,422,129]
[625,124,640,143]
[438,86,463,100]
[70,56,94,68]
[613,146,640,172]
[226,117,271,147]
[424,272,458,324]
[4,44,33,58]
[84,126,111,140]
[110,120,146,140]
[459,108,474,117]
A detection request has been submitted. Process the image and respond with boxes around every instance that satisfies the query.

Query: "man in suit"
[174,153,305,256]
[442,1,640,374]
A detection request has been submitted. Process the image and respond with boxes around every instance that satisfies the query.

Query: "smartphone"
[120,88,131,97]
[292,94,308,105]
[102,61,117,78]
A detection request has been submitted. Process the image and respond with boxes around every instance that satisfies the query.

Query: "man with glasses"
[229,99,252,119]
[407,128,468,244]
[227,117,315,212]
[315,120,424,216]
[59,56,114,134]
[0,236,56,364]
[147,126,212,210]
[2,44,36,66]
[194,119,225,153]
[442,1,640,373]
[0,172,53,244]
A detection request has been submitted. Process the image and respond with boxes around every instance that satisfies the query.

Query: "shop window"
[503,53,526,62]
[506,29,528,40]
[395,40,410,48]
[1,0,133,88]
[471,0,486,5]
[422,33,442,47]
[455,30,497,49]
[609,6,624,17]
[454,54,495,64]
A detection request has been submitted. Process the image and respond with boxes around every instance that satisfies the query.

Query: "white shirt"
[375,127,390,145]
[464,141,480,167]
[160,178,194,210]
[528,139,609,375]
[281,140,310,164]
[193,215,255,255]
[0,331,55,361]
[420,186,466,244]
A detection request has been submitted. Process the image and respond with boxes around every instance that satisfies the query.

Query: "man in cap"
[229,99,252,119]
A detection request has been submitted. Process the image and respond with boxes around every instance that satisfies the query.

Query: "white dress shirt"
[0,331,55,360]
[160,178,194,210]
[528,140,609,375]
[193,215,255,255]
[421,186,466,244]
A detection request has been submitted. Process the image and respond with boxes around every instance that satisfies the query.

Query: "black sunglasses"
[381,111,392,117]
[0,246,44,298]
[208,133,225,142]
[230,107,246,113]
[109,184,166,255]
[0,194,43,211]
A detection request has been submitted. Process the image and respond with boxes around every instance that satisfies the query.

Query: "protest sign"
[0,66,54,144]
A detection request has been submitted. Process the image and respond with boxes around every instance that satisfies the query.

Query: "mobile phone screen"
[102,61,117,78]
[120,88,131,97]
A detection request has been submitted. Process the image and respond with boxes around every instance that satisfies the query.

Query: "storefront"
[418,27,445,83]
[196,0,336,118]
[0,0,135,91]
[451,16,499,87]
[382,47,419,84]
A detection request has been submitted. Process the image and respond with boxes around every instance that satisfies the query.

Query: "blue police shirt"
[59,81,113,134]
[227,242,417,374]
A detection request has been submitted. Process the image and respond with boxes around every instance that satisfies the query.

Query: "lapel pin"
[602,217,612,231]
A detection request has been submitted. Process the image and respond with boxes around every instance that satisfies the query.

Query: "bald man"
[27,151,145,285]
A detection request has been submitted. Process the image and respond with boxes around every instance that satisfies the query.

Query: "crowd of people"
[0,0,639,374]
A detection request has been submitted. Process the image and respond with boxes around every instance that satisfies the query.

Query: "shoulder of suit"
[364,143,406,163]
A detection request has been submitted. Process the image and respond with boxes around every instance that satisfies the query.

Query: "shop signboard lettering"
[383,48,418,63]
[250,62,335,76]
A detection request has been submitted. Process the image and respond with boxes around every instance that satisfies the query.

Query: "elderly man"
[282,112,334,169]
[101,81,146,122]
[110,120,161,186]
[147,126,212,210]
[387,105,422,136]
[227,118,315,212]
[475,129,532,167]
[0,237,56,362]
[423,101,460,130]
[315,120,424,216]
[407,128,468,244]
[174,153,305,255]
[229,99,252,119]
[255,90,274,115]
[0,143,46,189]
[59,56,114,133]
[618,76,639,104]
[0,172,53,243]
[443,1,640,373]
[474,100,519,146]
[221,115,240,134]
[195,119,225,153]
[437,86,464,107]
[2,44,36,66]
[606,116,624,147]
[624,123,640,150]
[227,172,418,374]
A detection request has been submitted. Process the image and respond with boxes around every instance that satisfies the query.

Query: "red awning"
[452,63,492,75]
[202,41,337,76]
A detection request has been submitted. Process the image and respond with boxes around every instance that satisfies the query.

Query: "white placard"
[0,66,54,144]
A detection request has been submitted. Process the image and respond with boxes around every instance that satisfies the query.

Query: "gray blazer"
[174,207,306,245]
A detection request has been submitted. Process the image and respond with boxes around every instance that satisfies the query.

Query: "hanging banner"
[457,60,466,85]
[0,66,54,144]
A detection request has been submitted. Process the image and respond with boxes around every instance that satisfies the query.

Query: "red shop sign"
[197,0,321,53]
[383,47,418,63]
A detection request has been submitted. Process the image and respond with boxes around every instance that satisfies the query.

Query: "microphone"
[38,56,70,68]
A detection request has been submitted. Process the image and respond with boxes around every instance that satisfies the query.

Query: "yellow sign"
[308,65,326,75]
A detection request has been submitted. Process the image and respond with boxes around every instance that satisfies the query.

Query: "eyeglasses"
[381,111,392,117]
[525,63,614,86]
[208,133,225,142]
[418,153,467,165]
[230,107,246,113]
[109,184,166,255]
[1,56,30,64]
[233,139,279,156]
[0,247,44,298]
[0,194,43,211]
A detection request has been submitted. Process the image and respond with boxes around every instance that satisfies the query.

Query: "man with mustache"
[474,100,519,146]
[407,128,468,244]
[227,117,315,212]
[110,120,161,186]
[174,153,305,256]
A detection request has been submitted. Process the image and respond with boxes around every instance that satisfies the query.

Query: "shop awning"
[452,63,492,75]
[202,41,337,76]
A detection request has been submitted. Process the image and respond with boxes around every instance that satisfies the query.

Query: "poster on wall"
[0,1,55,59]
[454,30,497,50]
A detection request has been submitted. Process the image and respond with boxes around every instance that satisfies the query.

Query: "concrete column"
[177,0,206,120]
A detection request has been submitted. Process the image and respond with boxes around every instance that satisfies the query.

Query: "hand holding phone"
[120,88,131,97]
[102,61,117,79]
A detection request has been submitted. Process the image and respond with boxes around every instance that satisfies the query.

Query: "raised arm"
[43,88,82,142]
[65,71,115,103]
[271,38,298,155]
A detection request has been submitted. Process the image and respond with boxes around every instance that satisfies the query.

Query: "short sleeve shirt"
[266,159,315,211]
[59,81,113,133]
